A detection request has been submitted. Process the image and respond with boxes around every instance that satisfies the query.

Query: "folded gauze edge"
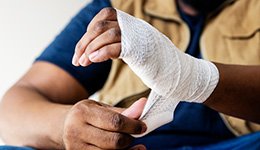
[116,9,219,137]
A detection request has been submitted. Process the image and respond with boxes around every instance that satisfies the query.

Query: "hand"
[72,7,121,67]
[62,98,147,150]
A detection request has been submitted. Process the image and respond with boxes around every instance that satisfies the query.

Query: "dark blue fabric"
[35,0,112,95]
[132,103,235,149]
[1,132,260,150]
[177,3,205,59]
[0,146,33,150]
[192,131,260,150]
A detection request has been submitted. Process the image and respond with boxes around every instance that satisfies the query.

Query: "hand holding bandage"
[72,8,219,136]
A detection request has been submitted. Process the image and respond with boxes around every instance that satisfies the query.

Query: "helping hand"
[72,7,121,67]
[63,98,147,150]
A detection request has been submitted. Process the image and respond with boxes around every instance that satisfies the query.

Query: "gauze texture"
[116,9,219,137]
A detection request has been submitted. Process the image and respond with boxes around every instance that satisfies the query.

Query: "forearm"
[0,84,71,149]
[204,63,260,123]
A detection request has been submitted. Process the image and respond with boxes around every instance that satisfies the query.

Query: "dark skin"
[0,61,147,150]
[73,7,260,124]
[0,1,259,150]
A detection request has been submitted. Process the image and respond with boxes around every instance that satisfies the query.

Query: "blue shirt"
[36,0,235,149]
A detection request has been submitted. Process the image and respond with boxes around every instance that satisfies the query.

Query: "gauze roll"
[116,9,219,137]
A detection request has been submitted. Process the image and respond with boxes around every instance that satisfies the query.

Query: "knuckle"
[102,47,111,57]
[71,100,95,117]
[94,20,108,33]
[63,125,79,141]
[108,28,121,37]
[84,99,97,105]
[72,102,87,116]
[83,99,102,108]
[104,44,120,59]
[103,48,116,60]
[72,100,101,116]
[100,7,116,18]
[111,49,121,59]
[111,113,124,130]
[110,133,130,149]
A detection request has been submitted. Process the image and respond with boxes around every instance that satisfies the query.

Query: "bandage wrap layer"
[116,9,219,137]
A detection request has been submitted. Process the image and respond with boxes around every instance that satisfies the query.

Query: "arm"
[205,63,260,123]
[0,62,86,149]
[0,62,146,149]
[0,1,147,149]
[73,8,260,124]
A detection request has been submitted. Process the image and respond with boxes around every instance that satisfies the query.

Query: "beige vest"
[98,0,260,136]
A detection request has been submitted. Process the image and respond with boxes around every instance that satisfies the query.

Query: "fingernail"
[72,54,79,66]
[79,55,87,66]
[137,123,147,134]
[141,123,147,133]
[130,145,146,150]
[89,50,99,62]
[136,147,145,150]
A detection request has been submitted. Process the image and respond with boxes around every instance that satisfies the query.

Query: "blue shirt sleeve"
[35,0,112,95]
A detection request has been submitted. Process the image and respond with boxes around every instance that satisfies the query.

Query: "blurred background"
[0,0,90,145]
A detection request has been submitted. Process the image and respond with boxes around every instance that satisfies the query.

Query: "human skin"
[0,60,147,150]
[72,7,260,124]
[0,1,259,150]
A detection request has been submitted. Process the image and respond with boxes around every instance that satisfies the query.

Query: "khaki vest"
[98,0,260,136]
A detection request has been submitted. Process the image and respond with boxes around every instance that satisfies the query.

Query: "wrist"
[42,104,72,150]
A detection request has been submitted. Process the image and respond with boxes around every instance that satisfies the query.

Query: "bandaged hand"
[72,8,219,136]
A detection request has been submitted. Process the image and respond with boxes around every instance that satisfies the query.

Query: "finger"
[81,124,133,149]
[76,7,117,61]
[87,7,117,32]
[89,43,121,62]
[129,144,147,150]
[80,100,146,134]
[72,21,118,66]
[64,140,102,150]
[122,98,147,119]
[79,27,121,66]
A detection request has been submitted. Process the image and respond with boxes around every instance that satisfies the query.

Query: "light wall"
[0,0,90,99]
[0,0,91,145]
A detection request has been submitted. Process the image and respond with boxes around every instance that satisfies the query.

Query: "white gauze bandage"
[116,10,219,137]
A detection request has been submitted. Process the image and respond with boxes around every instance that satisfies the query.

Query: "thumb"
[121,98,147,119]
[129,144,147,150]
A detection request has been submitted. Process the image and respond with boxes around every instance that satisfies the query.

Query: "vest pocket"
[222,28,260,65]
